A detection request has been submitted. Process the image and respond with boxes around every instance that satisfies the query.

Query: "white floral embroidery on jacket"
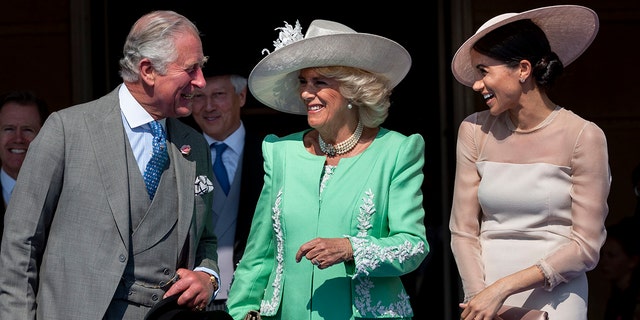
[260,189,284,315]
[259,187,425,317]
[348,189,425,317]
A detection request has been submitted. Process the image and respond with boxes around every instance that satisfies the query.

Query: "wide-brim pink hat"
[248,19,412,115]
[451,5,599,87]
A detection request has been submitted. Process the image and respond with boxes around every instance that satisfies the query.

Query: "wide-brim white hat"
[249,19,412,115]
[451,5,599,87]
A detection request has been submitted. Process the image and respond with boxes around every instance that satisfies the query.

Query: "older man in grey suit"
[0,10,220,320]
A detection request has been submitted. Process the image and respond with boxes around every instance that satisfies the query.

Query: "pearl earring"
[347,103,353,109]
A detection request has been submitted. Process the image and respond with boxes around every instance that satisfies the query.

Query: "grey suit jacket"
[0,86,218,320]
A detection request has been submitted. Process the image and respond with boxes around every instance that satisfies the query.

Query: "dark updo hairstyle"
[473,19,563,91]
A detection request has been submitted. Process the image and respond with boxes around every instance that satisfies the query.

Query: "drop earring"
[347,103,353,109]
[519,78,525,83]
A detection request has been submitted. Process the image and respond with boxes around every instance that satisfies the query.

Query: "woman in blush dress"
[449,5,611,320]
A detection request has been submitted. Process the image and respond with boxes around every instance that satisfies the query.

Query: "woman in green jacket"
[226,19,429,320]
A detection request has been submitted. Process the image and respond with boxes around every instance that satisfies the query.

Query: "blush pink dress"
[449,106,610,319]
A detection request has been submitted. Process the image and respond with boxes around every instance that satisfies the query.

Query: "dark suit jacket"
[233,127,264,266]
[179,115,264,268]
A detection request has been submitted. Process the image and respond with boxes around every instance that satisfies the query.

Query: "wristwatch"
[209,274,219,292]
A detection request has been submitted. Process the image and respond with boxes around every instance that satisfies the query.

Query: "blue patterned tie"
[212,142,230,195]
[143,121,168,199]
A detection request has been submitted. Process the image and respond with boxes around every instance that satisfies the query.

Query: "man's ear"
[140,58,155,85]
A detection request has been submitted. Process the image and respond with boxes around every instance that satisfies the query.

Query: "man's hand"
[163,268,215,311]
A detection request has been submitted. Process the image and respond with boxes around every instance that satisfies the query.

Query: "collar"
[203,122,246,155]
[118,84,166,130]
[1,167,16,197]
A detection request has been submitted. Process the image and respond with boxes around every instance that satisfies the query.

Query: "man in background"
[185,52,264,310]
[0,90,49,240]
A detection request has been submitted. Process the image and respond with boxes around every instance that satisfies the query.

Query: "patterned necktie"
[212,142,230,195]
[143,120,168,200]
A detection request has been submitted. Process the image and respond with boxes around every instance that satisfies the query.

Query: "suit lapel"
[166,118,197,248]
[86,87,131,242]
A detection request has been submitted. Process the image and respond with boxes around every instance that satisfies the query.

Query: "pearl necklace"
[318,121,363,157]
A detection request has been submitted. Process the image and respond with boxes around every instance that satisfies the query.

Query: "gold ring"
[194,306,203,311]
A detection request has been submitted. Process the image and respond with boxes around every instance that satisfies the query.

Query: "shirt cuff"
[194,267,221,302]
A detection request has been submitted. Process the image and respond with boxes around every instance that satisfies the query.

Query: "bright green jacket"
[227,128,429,320]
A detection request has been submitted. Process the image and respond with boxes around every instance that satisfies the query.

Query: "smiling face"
[469,49,523,116]
[146,31,207,119]
[298,68,353,137]
[191,75,245,141]
[0,102,43,179]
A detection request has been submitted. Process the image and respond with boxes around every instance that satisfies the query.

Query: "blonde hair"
[312,66,392,128]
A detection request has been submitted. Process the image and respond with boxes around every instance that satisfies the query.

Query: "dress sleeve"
[347,133,429,278]
[449,113,486,301]
[538,122,610,289]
